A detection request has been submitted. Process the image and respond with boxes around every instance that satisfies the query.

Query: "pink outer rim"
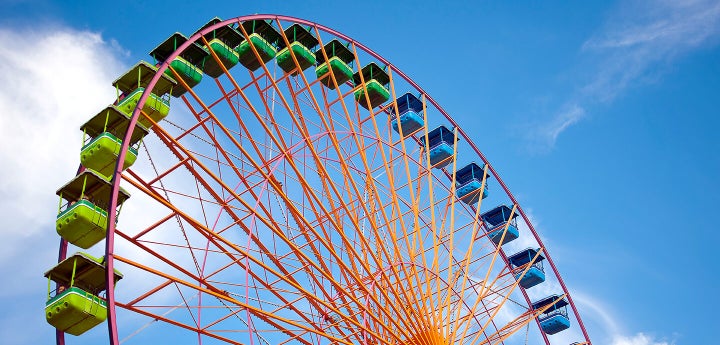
[87,14,592,345]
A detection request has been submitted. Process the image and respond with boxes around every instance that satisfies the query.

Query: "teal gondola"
[480,204,519,245]
[532,295,571,335]
[419,125,458,168]
[508,248,546,289]
[454,162,489,204]
[390,92,425,136]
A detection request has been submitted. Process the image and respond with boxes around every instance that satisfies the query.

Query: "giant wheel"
[45,14,592,345]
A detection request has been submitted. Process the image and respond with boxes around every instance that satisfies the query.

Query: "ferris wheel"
[44,14,592,345]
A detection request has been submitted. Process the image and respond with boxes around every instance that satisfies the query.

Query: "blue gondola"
[480,204,519,245]
[419,125,457,168]
[390,93,425,136]
[508,248,546,289]
[455,162,489,204]
[532,295,571,335]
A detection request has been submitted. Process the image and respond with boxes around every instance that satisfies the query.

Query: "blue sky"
[0,0,718,344]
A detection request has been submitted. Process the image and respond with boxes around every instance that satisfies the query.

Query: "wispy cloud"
[581,0,720,102]
[574,291,678,345]
[611,333,676,345]
[531,0,720,151]
[528,104,586,153]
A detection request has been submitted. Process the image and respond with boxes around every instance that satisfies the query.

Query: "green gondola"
[111,62,175,128]
[80,132,138,178]
[194,17,243,78]
[276,24,319,75]
[116,87,170,128]
[315,39,354,89]
[45,253,122,335]
[205,38,240,76]
[236,20,281,71]
[55,200,107,249]
[55,170,131,249]
[150,33,208,97]
[168,56,203,88]
[79,106,147,179]
[353,62,390,109]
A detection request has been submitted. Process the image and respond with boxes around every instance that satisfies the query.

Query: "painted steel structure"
[51,14,591,345]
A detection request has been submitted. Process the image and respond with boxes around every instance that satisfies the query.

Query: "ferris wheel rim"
[62,13,595,345]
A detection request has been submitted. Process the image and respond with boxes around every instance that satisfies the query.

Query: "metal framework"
[53,14,591,345]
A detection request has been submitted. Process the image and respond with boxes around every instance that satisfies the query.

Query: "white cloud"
[528,104,586,153]
[0,25,126,343]
[0,25,126,292]
[611,332,675,345]
[584,0,720,51]
[573,291,621,337]
[581,0,720,102]
[573,291,678,345]
[531,0,720,151]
